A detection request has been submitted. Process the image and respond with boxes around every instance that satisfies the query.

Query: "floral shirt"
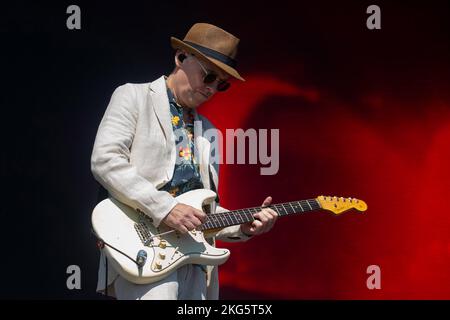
[160,86,204,197]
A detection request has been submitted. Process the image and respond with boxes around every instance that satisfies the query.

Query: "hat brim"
[171,37,245,81]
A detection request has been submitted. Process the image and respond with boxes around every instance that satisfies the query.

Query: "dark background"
[1,1,449,299]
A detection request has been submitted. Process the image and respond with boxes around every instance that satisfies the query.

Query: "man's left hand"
[240,196,278,236]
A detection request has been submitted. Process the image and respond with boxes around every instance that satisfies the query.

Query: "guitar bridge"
[134,214,154,246]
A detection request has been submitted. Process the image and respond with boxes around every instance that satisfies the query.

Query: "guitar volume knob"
[159,240,167,249]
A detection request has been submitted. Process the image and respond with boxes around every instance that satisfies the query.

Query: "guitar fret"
[274,204,285,216]
[234,210,242,224]
[223,212,233,226]
[299,201,308,212]
[271,205,278,215]
[201,221,210,230]
[284,203,293,215]
[240,210,247,223]
[210,216,219,228]
[240,211,247,223]
[213,215,221,227]
[243,211,249,222]
[308,199,319,210]
[291,203,297,213]
[245,210,254,222]
[240,210,246,221]
[236,211,243,223]
[217,215,223,227]
[219,214,227,227]
[230,212,238,225]
[272,205,281,215]
[247,207,259,222]
[223,213,232,225]
[282,203,293,215]
[233,211,241,223]
[289,203,296,214]
[288,202,296,214]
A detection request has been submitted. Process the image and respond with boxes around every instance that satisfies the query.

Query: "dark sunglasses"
[193,56,231,92]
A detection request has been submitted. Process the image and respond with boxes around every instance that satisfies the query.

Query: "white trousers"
[113,264,207,300]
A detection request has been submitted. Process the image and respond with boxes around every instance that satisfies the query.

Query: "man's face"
[175,53,230,108]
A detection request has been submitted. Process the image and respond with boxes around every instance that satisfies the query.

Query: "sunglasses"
[192,55,231,92]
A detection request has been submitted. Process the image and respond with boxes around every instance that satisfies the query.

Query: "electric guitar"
[91,189,367,284]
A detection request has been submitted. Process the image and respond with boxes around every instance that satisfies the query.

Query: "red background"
[198,2,450,299]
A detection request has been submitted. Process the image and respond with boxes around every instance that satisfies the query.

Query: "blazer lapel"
[149,76,174,147]
[194,111,211,190]
[148,76,176,181]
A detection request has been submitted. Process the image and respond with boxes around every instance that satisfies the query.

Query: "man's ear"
[175,50,187,67]
[178,53,187,63]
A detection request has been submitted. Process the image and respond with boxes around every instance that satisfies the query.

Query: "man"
[91,23,278,300]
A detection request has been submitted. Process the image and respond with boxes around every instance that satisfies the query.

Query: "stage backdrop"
[0,1,448,299]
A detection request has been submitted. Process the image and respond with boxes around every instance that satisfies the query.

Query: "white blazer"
[91,75,251,299]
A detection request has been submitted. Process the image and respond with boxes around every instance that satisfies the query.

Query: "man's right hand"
[162,203,207,233]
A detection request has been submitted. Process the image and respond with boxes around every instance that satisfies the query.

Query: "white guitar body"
[91,189,230,285]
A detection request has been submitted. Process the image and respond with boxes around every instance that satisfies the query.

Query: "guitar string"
[207,200,321,218]
[201,200,322,229]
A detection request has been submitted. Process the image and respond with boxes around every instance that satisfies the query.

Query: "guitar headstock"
[316,195,367,214]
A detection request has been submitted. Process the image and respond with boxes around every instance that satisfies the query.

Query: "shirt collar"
[165,79,182,109]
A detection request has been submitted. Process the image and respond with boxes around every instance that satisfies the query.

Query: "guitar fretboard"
[199,199,321,231]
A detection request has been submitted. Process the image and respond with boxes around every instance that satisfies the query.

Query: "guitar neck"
[200,199,321,231]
